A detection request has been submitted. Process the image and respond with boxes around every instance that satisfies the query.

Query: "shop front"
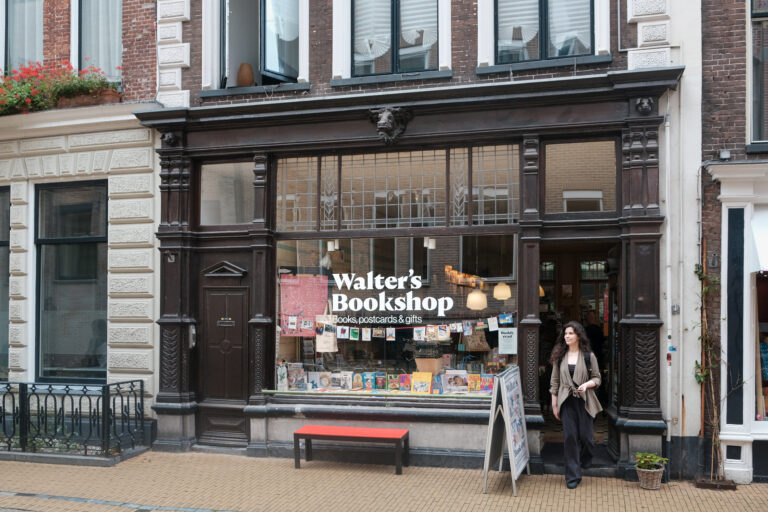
[137,66,682,471]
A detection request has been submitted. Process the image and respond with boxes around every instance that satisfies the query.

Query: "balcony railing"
[0,380,144,457]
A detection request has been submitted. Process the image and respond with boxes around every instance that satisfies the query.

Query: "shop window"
[37,183,107,382]
[221,0,299,87]
[200,162,254,225]
[5,0,43,70]
[471,145,520,225]
[276,157,317,231]
[275,235,518,395]
[757,272,768,421]
[495,0,592,65]
[78,0,122,82]
[461,235,516,281]
[544,140,616,214]
[0,188,8,380]
[352,0,438,76]
[753,6,768,141]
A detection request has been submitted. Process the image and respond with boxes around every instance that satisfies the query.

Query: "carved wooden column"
[518,135,542,418]
[248,153,275,405]
[154,133,198,450]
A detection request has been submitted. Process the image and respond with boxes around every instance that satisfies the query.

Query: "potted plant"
[635,452,668,490]
[55,63,120,108]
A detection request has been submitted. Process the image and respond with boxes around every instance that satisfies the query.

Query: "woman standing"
[549,321,602,489]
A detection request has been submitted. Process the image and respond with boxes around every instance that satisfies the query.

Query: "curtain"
[548,0,591,56]
[400,0,438,47]
[264,0,299,78]
[6,0,43,70]
[80,0,122,81]
[353,0,392,60]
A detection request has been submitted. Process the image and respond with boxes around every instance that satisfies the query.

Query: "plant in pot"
[635,452,668,490]
[55,63,120,108]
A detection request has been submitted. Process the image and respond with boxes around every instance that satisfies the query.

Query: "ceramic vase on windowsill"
[57,88,122,108]
[236,62,255,87]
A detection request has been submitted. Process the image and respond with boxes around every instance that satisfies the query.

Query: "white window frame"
[563,190,603,212]
[333,0,451,80]
[201,0,310,90]
[477,0,609,67]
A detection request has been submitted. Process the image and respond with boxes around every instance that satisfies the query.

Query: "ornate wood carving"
[160,326,179,393]
[252,153,268,228]
[368,107,413,144]
[159,154,192,228]
[252,326,265,395]
[633,328,659,406]
[521,135,539,220]
[621,124,660,217]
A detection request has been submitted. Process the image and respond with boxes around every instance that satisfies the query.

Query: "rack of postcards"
[275,313,518,396]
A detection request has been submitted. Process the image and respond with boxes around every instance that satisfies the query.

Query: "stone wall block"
[10,159,26,179]
[109,324,154,345]
[69,129,152,150]
[76,152,93,175]
[156,91,190,108]
[109,225,155,247]
[109,198,154,224]
[638,21,669,47]
[9,229,26,251]
[42,155,58,176]
[9,252,26,275]
[108,350,154,372]
[8,347,26,371]
[9,204,26,229]
[158,43,190,69]
[24,157,43,178]
[109,249,155,272]
[109,174,154,198]
[158,0,190,22]
[20,136,66,154]
[108,299,154,321]
[109,148,154,173]
[628,48,671,70]
[159,69,183,91]
[9,301,25,322]
[158,21,183,44]
[109,275,153,297]
[10,182,27,204]
[8,324,26,346]
[0,141,19,157]
[59,154,76,176]
[92,151,110,174]
[9,276,25,299]
[0,160,11,180]
[628,0,668,22]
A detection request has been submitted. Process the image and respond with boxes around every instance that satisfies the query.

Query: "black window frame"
[35,180,108,384]
[754,0,768,18]
[351,0,440,77]
[494,0,595,65]
[220,0,300,88]
[0,186,9,382]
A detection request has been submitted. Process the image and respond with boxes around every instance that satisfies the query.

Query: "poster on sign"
[279,275,328,336]
[482,365,529,497]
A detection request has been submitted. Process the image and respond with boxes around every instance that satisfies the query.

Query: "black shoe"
[566,481,579,489]
[581,460,592,470]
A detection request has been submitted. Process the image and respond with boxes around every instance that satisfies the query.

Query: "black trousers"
[560,395,595,484]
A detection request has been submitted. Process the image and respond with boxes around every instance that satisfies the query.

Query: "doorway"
[537,241,620,469]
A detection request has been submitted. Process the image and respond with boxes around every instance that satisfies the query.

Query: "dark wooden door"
[196,287,249,446]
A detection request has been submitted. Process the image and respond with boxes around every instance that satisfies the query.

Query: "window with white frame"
[78,0,122,81]
[352,0,438,76]
[496,0,592,64]
[5,0,43,70]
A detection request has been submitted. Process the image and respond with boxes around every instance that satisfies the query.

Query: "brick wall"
[190,0,634,107]
[37,0,155,102]
[544,141,617,214]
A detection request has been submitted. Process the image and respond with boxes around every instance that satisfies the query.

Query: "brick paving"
[0,451,766,512]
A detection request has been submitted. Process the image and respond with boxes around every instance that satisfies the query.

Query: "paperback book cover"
[388,374,400,390]
[362,372,376,390]
[437,324,451,340]
[425,325,438,341]
[340,371,353,390]
[349,327,360,340]
[399,373,411,391]
[307,371,320,390]
[444,369,469,393]
[330,372,344,389]
[467,373,482,392]
[411,372,432,394]
[352,372,364,390]
[413,326,425,341]
[375,372,387,390]
[431,374,444,394]
[318,372,332,389]
[287,363,307,391]
[480,374,494,392]
[372,327,386,338]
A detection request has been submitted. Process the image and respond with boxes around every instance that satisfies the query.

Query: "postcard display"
[275,272,518,396]
[482,366,530,497]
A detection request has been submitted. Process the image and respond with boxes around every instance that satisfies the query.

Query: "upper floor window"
[222,0,299,87]
[5,0,43,70]
[352,0,438,76]
[753,3,768,141]
[496,0,593,64]
[79,0,122,81]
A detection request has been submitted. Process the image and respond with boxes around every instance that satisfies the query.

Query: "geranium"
[0,60,119,116]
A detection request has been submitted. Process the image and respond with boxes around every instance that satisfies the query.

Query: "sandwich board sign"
[481,365,530,496]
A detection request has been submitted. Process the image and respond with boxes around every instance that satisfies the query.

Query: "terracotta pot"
[236,62,254,87]
[57,89,121,108]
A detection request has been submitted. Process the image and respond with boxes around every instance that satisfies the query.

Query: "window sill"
[746,143,768,154]
[330,70,453,87]
[476,54,613,75]
[200,82,311,98]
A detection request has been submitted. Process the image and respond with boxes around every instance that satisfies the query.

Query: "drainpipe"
[664,94,673,454]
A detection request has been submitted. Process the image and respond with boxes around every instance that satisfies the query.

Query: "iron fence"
[0,380,144,456]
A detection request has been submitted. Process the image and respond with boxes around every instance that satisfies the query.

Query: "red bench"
[293,425,410,475]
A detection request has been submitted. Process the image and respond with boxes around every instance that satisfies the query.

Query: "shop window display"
[757,272,768,420]
[275,235,518,396]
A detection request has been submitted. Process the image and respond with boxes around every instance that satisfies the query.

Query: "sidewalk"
[0,451,766,512]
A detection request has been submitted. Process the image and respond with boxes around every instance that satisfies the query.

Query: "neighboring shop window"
[37,183,107,382]
[753,4,768,141]
[6,0,43,70]
[199,162,254,225]
[79,0,122,82]
[757,272,768,420]
[0,188,9,380]
[275,235,518,396]
[544,140,617,214]
[275,146,520,232]
[496,0,593,65]
[352,0,439,76]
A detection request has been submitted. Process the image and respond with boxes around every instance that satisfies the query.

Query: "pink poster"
[280,275,329,336]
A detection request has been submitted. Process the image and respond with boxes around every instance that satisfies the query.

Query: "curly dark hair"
[549,321,592,365]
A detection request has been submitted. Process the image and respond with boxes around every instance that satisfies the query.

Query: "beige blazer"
[549,351,603,418]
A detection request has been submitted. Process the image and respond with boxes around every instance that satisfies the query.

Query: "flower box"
[57,88,121,108]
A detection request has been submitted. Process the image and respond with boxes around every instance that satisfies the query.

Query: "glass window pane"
[753,21,768,141]
[545,141,617,214]
[200,162,254,225]
[399,0,438,72]
[461,235,516,279]
[38,185,107,239]
[39,243,107,380]
[497,0,540,63]
[548,0,592,57]
[263,0,299,79]
[341,150,446,229]
[757,273,768,419]
[320,156,338,230]
[353,0,392,75]
[276,157,317,232]
[275,235,518,394]
[6,0,43,69]
[472,145,520,225]
[225,0,261,87]
[80,0,122,81]
[450,147,469,226]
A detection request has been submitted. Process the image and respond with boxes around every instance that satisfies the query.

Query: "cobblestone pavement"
[0,451,766,512]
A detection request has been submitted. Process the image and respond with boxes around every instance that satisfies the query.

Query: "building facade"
[137,0,705,479]
[0,1,162,418]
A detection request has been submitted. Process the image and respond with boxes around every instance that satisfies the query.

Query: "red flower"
[24,98,31,105]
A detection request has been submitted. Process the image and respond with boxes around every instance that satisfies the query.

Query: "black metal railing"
[0,380,144,456]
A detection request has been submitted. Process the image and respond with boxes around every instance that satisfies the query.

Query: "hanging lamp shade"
[467,289,488,310]
[493,282,512,300]
[539,285,546,297]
